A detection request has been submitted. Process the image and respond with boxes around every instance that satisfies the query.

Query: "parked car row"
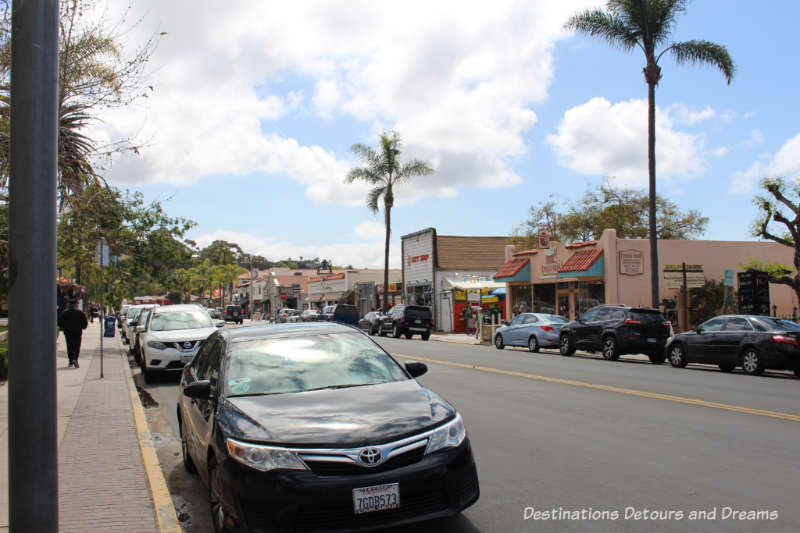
[357,305,434,340]
[492,304,800,379]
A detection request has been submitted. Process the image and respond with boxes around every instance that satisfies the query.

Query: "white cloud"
[713,146,730,158]
[90,0,597,204]
[354,220,386,241]
[669,103,716,125]
[547,97,706,187]
[194,229,400,269]
[746,128,765,146]
[733,133,800,193]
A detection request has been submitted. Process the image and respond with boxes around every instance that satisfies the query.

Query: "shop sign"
[454,290,466,301]
[467,292,480,302]
[664,264,703,272]
[664,271,705,289]
[280,293,287,301]
[407,254,430,266]
[723,269,734,287]
[538,229,550,249]
[619,250,644,275]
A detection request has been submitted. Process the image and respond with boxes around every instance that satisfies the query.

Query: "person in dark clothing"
[59,300,88,368]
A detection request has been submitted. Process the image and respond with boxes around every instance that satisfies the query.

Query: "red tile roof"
[559,248,603,273]
[565,240,598,249]
[493,257,529,279]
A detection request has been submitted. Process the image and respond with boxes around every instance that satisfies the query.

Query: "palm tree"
[565,0,734,307]
[189,259,215,303]
[222,264,247,306]
[346,132,434,312]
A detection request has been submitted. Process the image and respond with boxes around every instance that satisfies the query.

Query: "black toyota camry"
[177,322,479,532]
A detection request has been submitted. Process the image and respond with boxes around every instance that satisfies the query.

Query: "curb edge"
[122,347,183,533]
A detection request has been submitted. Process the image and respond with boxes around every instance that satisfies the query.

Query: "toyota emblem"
[183,341,192,349]
[358,447,382,466]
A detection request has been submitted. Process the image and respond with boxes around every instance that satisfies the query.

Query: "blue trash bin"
[104,315,116,337]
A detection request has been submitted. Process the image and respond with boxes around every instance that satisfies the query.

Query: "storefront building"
[493,228,798,322]
[307,269,402,312]
[401,227,510,332]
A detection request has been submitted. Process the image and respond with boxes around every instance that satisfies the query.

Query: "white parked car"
[139,304,223,383]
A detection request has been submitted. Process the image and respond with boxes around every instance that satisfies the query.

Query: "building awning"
[558,248,604,278]
[444,279,506,291]
[307,293,324,302]
[322,292,340,301]
[493,257,530,283]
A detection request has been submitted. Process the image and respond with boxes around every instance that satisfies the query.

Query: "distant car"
[131,307,155,360]
[559,305,671,364]
[667,315,800,378]
[277,308,297,323]
[139,304,223,383]
[330,304,359,326]
[224,305,243,324]
[493,313,567,352]
[358,311,386,335]
[123,304,158,346]
[177,322,479,532]
[319,305,335,322]
[300,309,320,322]
[287,310,304,323]
[384,304,432,340]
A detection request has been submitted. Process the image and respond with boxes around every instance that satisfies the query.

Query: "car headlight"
[147,340,168,350]
[226,438,308,472]
[425,413,466,455]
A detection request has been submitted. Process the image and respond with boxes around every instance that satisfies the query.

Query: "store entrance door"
[558,294,570,319]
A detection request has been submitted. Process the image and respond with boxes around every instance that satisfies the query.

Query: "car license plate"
[647,338,656,343]
[352,483,399,515]
[414,319,421,324]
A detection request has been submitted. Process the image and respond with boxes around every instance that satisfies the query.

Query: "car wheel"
[668,344,688,368]
[179,418,197,474]
[559,334,574,356]
[379,329,386,337]
[741,348,764,376]
[368,325,375,336]
[528,336,540,353]
[494,334,504,350]
[602,336,619,361]
[719,362,736,373]
[208,458,233,533]
[143,368,154,384]
[393,325,401,338]
[421,331,430,341]
[794,368,800,379]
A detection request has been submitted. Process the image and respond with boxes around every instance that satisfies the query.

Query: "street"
[136,327,800,533]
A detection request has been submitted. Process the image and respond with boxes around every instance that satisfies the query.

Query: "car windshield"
[149,310,213,331]
[755,317,800,331]
[225,332,408,396]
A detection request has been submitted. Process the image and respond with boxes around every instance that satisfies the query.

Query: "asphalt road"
[138,327,800,533]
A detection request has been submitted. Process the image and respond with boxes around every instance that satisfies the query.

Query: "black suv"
[559,305,670,363]
[224,305,243,324]
[384,304,433,340]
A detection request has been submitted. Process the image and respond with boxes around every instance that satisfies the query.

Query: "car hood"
[146,327,217,342]
[217,380,455,447]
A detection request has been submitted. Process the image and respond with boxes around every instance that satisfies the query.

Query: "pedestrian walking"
[59,300,88,368]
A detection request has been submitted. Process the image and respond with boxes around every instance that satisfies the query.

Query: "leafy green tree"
[748,177,800,302]
[513,182,707,246]
[565,0,735,307]
[168,268,193,303]
[221,264,248,306]
[346,132,434,312]
[199,240,244,266]
[189,260,215,303]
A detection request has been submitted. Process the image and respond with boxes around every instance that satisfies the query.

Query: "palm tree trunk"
[647,79,659,308]
[383,204,391,313]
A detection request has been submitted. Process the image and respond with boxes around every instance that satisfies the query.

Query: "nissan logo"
[183,341,192,349]
[358,447,382,466]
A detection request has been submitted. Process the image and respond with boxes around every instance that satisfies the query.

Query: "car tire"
[794,368,800,379]
[668,344,688,368]
[143,368,155,384]
[179,418,197,474]
[559,334,574,356]
[379,330,386,337]
[741,348,764,376]
[602,336,619,361]
[421,331,430,341]
[494,334,504,350]
[528,336,540,353]
[208,458,233,533]
[393,325,401,338]
[719,362,736,373]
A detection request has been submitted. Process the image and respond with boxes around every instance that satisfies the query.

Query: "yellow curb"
[122,349,183,533]
[393,353,800,423]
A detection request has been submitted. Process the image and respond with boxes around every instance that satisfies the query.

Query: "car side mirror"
[694,327,703,334]
[215,320,225,328]
[405,362,428,378]
[183,380,212,399]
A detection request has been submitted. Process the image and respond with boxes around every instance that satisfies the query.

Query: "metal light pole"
[9,0,60,531]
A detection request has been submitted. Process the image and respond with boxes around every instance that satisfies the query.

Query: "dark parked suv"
[559,305,671,363]
[384,305,433,340]
[319,304,359,326]
[224,305,243,324]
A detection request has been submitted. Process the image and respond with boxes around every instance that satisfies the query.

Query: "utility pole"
[9,0,60,531]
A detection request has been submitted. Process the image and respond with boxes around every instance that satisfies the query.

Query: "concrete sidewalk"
[0,321,178,532]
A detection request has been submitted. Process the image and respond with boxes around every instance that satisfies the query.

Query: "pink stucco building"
[493,229,796,321]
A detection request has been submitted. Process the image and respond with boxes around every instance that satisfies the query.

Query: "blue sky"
[96,1,800,268]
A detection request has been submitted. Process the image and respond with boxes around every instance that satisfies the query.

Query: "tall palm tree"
[346,132,434,312]
[223,264,247,306]
[565,0,734,307]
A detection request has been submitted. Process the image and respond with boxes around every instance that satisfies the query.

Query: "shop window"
[534,284,556,314]
[511,284,532,315]
[576,281,605,315]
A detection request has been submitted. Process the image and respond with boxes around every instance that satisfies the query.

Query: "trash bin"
[104,315,116,337]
